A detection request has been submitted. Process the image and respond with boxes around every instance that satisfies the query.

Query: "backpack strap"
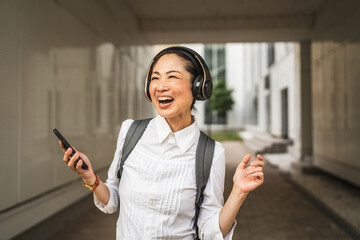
[194,131,215,239]
[117,118,152,179]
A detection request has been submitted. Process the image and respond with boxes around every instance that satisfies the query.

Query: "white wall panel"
[18,0,57,203]
[346,42,360,168]
[333,46,347,164]
[0,0,20,211]
[226,43,246,129]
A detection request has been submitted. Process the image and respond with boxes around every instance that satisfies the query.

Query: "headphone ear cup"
[146,80,152,101]
[203,79,213,99]
[192,75,204,100]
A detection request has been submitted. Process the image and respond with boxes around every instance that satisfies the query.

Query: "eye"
[169,75,178,79]
[151,76,159,81]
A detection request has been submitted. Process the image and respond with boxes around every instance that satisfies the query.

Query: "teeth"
[158,97,173,101]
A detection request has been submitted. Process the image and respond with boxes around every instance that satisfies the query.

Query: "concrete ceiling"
[58,0,328,44]
[128,0,326,43]
[126,0,325,19]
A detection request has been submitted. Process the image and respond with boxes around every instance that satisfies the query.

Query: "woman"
[60,46,264,239]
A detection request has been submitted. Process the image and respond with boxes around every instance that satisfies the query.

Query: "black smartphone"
[53,128,88,170]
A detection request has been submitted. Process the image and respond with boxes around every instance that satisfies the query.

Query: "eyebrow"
[152,70,182,75]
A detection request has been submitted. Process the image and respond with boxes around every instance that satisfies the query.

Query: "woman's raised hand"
[233,154,264,194]
[59,141,96,185]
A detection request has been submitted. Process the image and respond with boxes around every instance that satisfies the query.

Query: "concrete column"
[297,41,313,161]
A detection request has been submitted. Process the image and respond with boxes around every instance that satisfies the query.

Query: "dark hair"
[151,49,198,110]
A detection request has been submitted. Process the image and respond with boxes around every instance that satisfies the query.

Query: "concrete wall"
[0,0,154,238]
[311,0,360,186]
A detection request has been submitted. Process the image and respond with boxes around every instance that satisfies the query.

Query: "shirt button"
[155,177,160,182]
[146,225,150,231]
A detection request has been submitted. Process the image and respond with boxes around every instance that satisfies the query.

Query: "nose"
[157,78,170,92]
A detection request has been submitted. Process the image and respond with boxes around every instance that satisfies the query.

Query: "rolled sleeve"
[94,182,119,214]
[198,142,237,240]
[201,211,237,240]
[93,119,134,214]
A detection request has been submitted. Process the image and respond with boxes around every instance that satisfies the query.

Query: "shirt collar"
[154,115,200,154]
[155,115,172,143]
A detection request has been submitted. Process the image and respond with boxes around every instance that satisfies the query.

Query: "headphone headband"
[144,46,213,102]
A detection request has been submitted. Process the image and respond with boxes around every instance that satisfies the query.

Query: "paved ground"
[264,152,360,238]
[50,141,353,240]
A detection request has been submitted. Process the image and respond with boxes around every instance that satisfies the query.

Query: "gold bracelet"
[83,172,100,191]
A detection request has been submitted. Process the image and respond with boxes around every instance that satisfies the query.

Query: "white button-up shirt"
[94,116,236,239]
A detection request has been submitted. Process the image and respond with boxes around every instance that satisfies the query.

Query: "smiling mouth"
[158,96,174,105]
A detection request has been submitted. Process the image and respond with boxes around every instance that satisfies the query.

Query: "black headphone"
[144,46,213,102]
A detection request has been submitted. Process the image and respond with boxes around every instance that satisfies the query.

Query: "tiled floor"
[50,141,353,240]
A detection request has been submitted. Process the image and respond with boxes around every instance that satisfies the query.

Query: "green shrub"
[209,79,234,115]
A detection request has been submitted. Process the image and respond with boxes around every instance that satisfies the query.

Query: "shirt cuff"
[93,183,119,214]
[201,211,237,240]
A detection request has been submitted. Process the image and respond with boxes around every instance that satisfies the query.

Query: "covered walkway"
[2,0,360,239]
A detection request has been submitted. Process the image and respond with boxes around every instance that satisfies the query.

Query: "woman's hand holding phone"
[59,141,97,186]
[55,130,110,205]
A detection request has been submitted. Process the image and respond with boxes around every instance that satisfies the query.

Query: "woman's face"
[149,53,194,120]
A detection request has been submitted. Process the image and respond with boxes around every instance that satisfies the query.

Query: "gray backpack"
[116,118,215,239]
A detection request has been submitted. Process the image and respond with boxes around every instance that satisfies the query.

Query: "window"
[265,75,270,89]
[267,43,275,67]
